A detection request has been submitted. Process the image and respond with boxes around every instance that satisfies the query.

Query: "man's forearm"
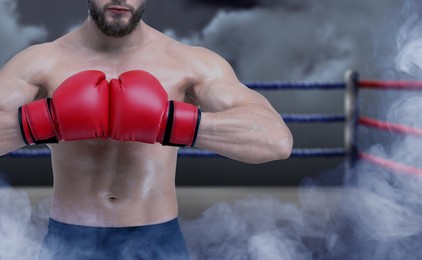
[0,110,26,156]
[194,103,293,164]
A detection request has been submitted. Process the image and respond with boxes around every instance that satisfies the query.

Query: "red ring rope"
[359,152,422,177]
[359,80,422,90]
[359,116,422,136]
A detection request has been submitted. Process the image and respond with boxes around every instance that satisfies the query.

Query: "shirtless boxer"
[0,0,293,258]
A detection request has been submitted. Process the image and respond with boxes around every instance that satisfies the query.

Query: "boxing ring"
[4,70,422,178]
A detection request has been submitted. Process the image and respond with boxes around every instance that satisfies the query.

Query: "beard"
[88,0,145,38]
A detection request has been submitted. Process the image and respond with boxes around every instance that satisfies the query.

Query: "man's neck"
[78,18,146,52]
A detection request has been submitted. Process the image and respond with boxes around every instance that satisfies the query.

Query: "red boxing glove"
[19,70,109,145]
[110,70,201,147]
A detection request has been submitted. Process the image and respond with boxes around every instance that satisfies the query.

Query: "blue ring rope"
[3,147,346,159]
[282,113,345,123]
[4,148,52,158]
[245,81,345,90]
[177,148,345,158]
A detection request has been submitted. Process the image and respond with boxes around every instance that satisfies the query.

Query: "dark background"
[0,0,403,186]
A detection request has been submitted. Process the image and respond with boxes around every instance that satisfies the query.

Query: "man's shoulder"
[1,42,59,74]
[145,24,216,59]
[146,25,232,75]
[15,42,60,62]
[165,39,224,66]
[0,41,63,88]
[170,42,232,74]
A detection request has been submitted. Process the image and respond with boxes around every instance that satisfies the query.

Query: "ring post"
[344,70,359,175]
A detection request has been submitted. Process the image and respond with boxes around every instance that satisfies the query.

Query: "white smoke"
[0,187,50,260]
[180,170,422,259]
[0,0,47,66]
[395,0,422,77]
[181,196,313,260]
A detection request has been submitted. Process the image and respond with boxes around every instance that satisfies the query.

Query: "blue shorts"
[38,218,189,259]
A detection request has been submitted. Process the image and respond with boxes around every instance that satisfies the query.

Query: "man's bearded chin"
[88,0,145,38]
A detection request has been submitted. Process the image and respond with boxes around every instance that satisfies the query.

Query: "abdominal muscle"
[48,139,179,227]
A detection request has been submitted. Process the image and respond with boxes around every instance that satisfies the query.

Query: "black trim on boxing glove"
[162,101,175,146]
[161,101,201,147]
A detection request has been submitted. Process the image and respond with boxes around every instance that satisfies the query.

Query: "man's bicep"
[0,50,42,111]
[194,79,276,115]
[190,51,267,111]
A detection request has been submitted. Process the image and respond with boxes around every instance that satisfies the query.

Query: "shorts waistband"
[47,217,181,238]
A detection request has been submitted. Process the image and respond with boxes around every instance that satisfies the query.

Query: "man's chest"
[42,52,190,101]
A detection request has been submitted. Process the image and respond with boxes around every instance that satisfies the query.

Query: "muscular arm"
[0,46,45,155]
[188,48,293,163]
